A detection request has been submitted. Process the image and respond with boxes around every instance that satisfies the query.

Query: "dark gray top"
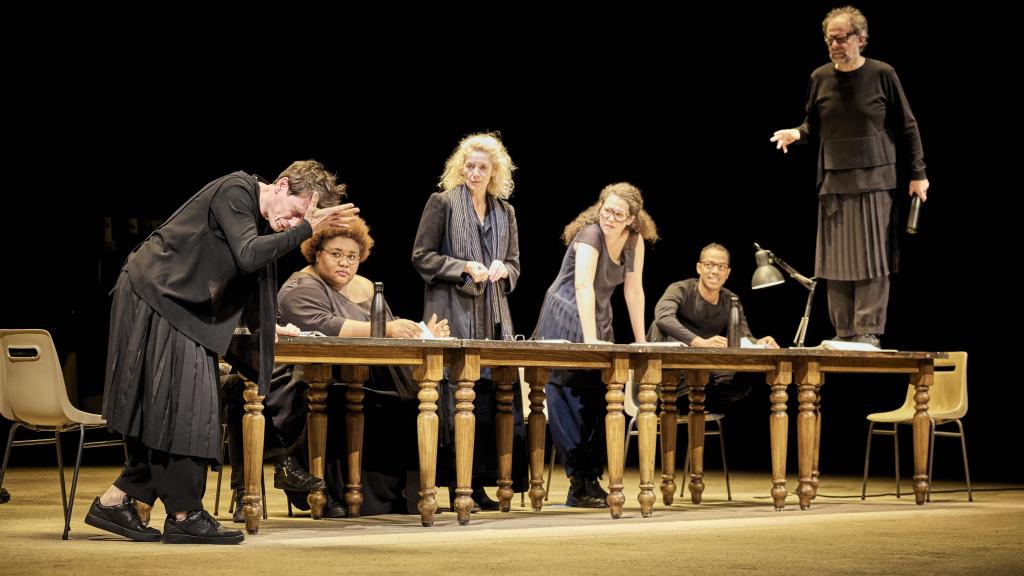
[277,268,418,401]
[277,268,395,336]
[533,223,637,343]
[647,278,753,345]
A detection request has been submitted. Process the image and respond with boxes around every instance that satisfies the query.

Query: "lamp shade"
[752,249,785,289]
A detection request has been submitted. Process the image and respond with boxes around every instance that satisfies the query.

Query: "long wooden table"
[633,347,943,511]
[234,337,942,533]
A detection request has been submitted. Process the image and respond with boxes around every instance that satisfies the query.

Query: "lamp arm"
[768,254,816,290]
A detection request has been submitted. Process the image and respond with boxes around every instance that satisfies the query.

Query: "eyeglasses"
[600,206,629,223]
[700,261,729,272]
[824,31,859,45]
[320,249,360,264]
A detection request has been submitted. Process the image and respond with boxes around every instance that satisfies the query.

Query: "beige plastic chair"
[624,371,731,500]
[861,351,971,501]
[0,329,125,539]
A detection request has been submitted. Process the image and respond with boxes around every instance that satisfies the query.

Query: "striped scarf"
[445,185,514,340]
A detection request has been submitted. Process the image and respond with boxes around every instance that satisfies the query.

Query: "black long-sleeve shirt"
[647,279,752,345]
[127,172,311,355]
[797,58,927,194]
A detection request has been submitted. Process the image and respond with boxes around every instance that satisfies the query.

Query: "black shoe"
[565,478,608,509]
[84,496,161,542]
[231,489,246,524]
[273,456,326,492]
[323,493,347,519]
[584,478,609,501]
[162,510,244,544]
[472,488,501,511]
[0,487,10,503]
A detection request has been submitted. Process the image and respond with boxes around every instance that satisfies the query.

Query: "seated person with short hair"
[225,217,449,521]
[647,243,779,412]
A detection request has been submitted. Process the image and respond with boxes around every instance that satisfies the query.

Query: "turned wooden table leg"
[659,369,679,507]
[603,355,630,519]
[452,353,479,525]
[768,361,792,511]
[492,367,518,513]
[634,356,661,518]
[685,369,709,504]
[241,374,265,534]
[795,361,820,510]
[811,375,824,500]
[912,363,934,505]
[304,364,332,519]
[413,351,443,527]
[524,367,549,511]
[340,366,368,518]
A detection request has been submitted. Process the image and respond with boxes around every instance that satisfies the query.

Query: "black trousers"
[546,370,607,480]
[114,438,208,513]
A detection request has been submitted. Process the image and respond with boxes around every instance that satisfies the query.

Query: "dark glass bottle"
[727,295,741,348]
[906,196,922,234]
[370,282,385,338]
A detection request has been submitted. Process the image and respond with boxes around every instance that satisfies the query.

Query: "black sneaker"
[584,478,609,501]
[84,496,161,542]
[565,478,609,508]
[273,456,327,492]
[162,510,244,544]
[0,487,10,503]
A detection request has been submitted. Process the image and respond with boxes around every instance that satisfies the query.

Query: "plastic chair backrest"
[623,369,637,419]
[0,329,76,427]
[929,351,968,420]
[885,351,968,422]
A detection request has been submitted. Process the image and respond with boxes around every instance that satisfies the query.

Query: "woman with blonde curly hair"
[413,132,519,340]
[532,182,659,508]
[411,132,527,514]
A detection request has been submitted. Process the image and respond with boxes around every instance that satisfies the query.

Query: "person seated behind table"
[647,243,779,413]
[226,218,450,521]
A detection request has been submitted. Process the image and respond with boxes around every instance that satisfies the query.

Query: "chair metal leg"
[861,421,875,499]
[955,420,973,501]
[926,419,936,503]
[718,420,731,501]
[679,427,689,498]
[893,424,901,499]
[63,425,87,540]
[624,415,638,463]
[260,467,267,520]
[214,423,227,516]
[0,423,20,491]
[55,430,68,514]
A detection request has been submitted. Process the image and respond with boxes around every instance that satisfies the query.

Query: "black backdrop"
[4,2,1015,483]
